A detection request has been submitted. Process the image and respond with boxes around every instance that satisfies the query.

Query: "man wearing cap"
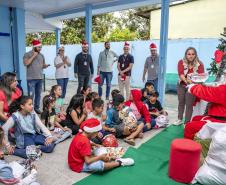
[142,43,159,91]
[117,42,134,100]
[23,39,50,114]
[74,40,94,94]
[97,41,118,100]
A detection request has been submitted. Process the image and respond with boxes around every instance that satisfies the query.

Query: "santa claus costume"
[184,84,226,139]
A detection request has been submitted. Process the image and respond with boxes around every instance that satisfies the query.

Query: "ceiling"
[0,0,176,33]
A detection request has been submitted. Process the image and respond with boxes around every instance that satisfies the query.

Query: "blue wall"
[0,6,14,74]
[27,38,219,88]
[0,6,26,91]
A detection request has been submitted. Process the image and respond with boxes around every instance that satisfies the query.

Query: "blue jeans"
[147,78,158,91]
[138,117,156,132]
[98,71,113,98]
[57,78,69,98]
[82,160,104,172]
[13,134,55,159]
[27,79,42,110]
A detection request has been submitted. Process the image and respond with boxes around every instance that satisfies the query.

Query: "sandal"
[124,138,135,146]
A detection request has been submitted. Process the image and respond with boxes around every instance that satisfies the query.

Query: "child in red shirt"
[68,118,134,173]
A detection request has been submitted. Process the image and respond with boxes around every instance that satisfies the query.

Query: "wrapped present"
[93,147,125,160]
[189,73,209,83]
[119,107,137,131]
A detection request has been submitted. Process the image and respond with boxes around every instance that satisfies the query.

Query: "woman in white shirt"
[54,46,71,98]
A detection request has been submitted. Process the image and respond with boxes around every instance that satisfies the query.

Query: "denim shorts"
[82,160,104,172]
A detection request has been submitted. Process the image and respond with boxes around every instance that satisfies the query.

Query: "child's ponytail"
[8,96,32,115]
[42,95,56,111]
[50,85,60,98]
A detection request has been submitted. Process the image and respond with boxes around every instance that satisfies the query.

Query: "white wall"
[150,0,226,39]
[26,38,219,88]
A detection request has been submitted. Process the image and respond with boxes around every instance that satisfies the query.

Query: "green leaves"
[207,34,226,76]
[26,9,149,45]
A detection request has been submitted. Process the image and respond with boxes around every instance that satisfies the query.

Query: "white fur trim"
[33,43,42,47]
[83,124,102,133]
[187,84,197,93]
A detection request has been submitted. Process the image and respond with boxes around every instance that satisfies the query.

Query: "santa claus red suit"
[184,84,226,139]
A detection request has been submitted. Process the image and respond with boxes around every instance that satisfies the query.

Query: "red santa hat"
[150,43,157,50]
[124,41,130,48]
[32,39,42,47]
[94,75,101,85]
[80,118,102,133]
[81,40,88,47]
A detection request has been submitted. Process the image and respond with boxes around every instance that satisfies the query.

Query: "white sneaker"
[173,119,183,126]
[20,169,37,184]
[117,158,134,166]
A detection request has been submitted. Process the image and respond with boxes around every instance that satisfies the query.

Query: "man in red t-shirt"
[68,118,134,173]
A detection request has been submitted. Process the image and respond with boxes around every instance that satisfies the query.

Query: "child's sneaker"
[172,119,183,126]
[20,169,37,184]
[117,158,134,166]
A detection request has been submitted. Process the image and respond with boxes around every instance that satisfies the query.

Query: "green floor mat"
[74,125,198,185]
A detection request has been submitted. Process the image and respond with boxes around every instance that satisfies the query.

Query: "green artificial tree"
[207,33,226,77]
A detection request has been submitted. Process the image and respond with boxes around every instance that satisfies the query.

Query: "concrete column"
[85,4,92,54]
[55,28,61,53]
[158,0,170,105]
[12,8,27,92]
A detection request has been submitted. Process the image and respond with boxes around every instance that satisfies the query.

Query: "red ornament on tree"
[214,50,224,64]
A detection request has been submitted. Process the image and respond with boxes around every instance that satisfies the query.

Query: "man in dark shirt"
[74,41,94,94]
[117,42,134,100]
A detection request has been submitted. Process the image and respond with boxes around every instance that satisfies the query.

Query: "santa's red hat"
[150,43,157,50]
[81,40,88,47]
[32,39,42,47]
[124,41,130,48]
[120,74,126,81]
[80,118,102,133]
[94,75,101,85]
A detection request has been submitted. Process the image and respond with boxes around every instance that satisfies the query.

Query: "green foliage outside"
[26,9,150,46]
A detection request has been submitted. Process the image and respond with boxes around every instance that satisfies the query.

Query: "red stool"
[168,138,201,183]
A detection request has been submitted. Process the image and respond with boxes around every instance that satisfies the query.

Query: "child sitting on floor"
[2,96,55,159]
[0,127,40,185]
[60,94,87,135]
[50,85,66,120]
[87,98,114,144]
[145,81,156,93]
[106,94,144,146]
[141,82,155,102]
[85,92,99,114]
[41,95,72,144]
[68,118,134,173]
[146,91,168,119]
[107,89,121,110]
[125,89,156,132]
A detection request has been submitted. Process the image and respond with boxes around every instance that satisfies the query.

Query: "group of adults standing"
[73,40,160,101]
[20,39,160,115]
[0,38,204,127]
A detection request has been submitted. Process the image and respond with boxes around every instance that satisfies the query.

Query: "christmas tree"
[207,33,226,78]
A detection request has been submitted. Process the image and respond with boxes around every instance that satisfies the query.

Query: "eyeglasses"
[60,50,65,52]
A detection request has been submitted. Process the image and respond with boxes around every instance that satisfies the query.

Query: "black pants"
[77,74,90,94]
